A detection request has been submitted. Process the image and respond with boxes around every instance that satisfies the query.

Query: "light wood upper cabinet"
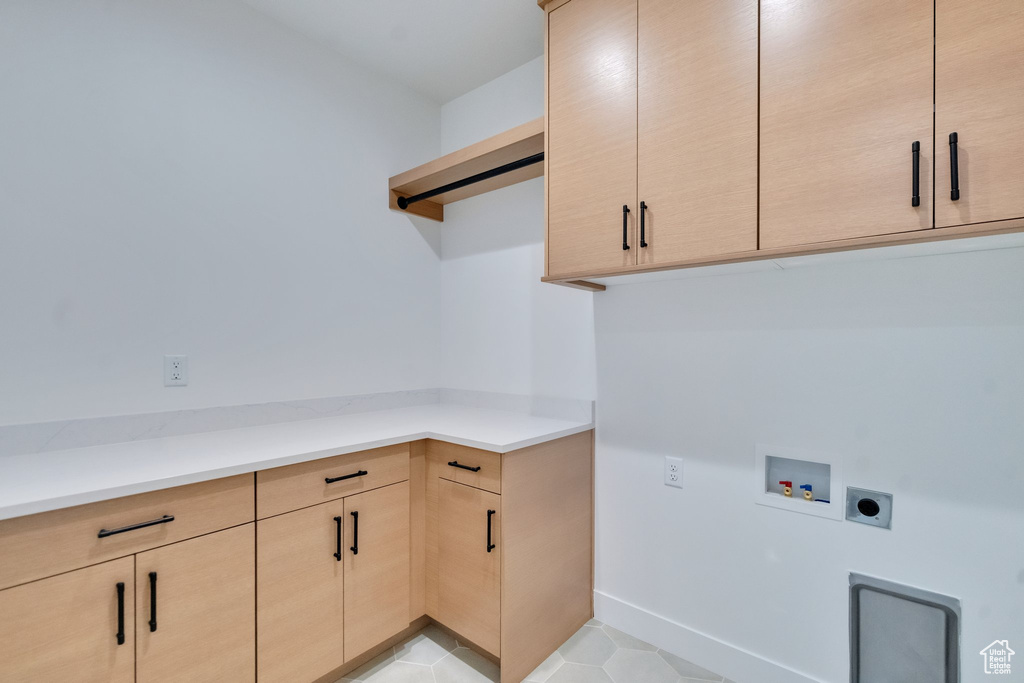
[637,0,757,264]
[547,0,638,278]
[257,502,345,683]
[344,481,411,661]
[438,478,502,657]
[935,0,1024,228]
[135,524,255,683]
[760,0,934,249]
[0,557,135,683]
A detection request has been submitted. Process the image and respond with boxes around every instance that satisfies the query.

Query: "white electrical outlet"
[164,355,188,386]
[664,456,683,488]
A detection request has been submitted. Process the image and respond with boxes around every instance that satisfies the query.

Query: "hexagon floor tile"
[335,620,727,683]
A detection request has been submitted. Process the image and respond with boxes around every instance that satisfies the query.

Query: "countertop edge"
[0,419,593,521]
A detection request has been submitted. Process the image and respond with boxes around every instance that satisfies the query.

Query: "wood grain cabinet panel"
[637,0,758,263]
[935,0,1024,228]
[438,478,501,657]
[0,557,135,683]
[429,440,502,494]
[0,474,254,591]
[760,0,934,248]
[344,481,411,661]
[547,0,638,277]
[256,443,409,519]
[499,431,594,683]
[135,524,255,683]
[257,501,345,683]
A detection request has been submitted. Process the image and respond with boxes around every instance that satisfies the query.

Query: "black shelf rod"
[397,152,544,210]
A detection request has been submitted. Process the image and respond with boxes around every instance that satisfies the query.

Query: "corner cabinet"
[425,433,594,683]
[542,0,1024,284]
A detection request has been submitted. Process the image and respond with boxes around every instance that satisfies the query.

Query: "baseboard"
[594,590,824,683]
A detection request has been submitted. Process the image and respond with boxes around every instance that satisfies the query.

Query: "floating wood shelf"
[389,117,544,222]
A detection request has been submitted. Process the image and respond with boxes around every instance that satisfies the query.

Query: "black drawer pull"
[148,572,158,632]
[949,132,960,201]
[325,470,368,484]
[639,201,648,247]
[98,514,174,538]
[333,516,342,561]
[350,511,359,555]
[486,509,496,553]
[911,141,920,207]
[115,582,125,645]
[622,204,631,250]
[448,461,481,473]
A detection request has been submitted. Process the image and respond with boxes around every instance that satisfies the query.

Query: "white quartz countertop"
[0,404,592,521]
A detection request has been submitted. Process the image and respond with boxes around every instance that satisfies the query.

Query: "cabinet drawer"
[0,474,254,591]
[428,441,501,495]
[256,444,409,519]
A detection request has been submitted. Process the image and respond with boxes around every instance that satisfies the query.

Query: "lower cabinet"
[0,524,255,683]
[0,433,592,683]
[0,557,136,683]
[426,432,594,683]
[257,501,346,683]
[135,524,256,683]
[438,478,501,657]
[344,481,411,659]
[256,480,411,682]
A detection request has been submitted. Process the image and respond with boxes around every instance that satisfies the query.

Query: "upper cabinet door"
[343,482,410,661]
[760,0,934,249]
[136,525,255,683]
[547,0,638,278]
[637,0,757,264]
[935,0,1024,228]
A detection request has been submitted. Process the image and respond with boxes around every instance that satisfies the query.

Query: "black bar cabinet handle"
[115,582,125,645]
[325,470,368,484]
[639,201,648,247]
[486,509,496,553]
[148,571,158,632]
[622,205,630,250]
[333,516,342,561]
[911,141,920,207]
[350,511,359,555]
[949,132,960,201]
[98,514,174,538]
[447,460,481,473]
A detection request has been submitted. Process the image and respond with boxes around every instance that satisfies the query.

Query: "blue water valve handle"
[799,484,812,492]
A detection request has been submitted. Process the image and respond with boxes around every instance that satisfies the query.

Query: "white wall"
[438,57,596,401]
[0,0,443,425]
[593,249,1024,682]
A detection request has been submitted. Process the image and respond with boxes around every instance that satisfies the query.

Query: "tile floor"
[335,620,734,683]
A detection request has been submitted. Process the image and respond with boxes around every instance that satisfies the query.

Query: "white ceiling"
[239,0,544,104]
